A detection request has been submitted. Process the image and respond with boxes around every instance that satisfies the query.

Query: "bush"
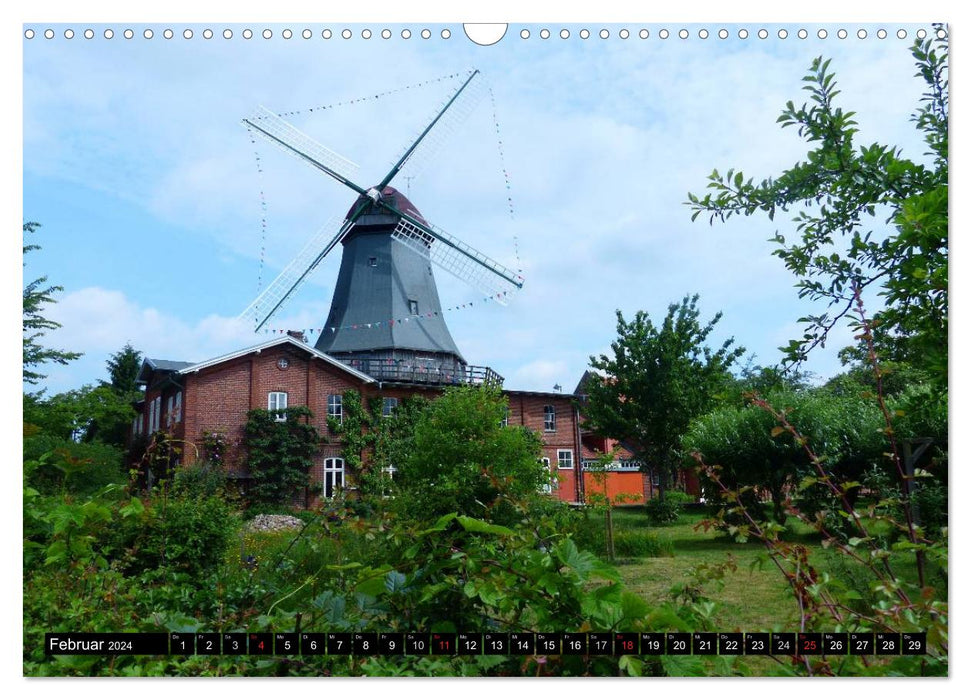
[645,497,682,525]
[665,490,695,505]
[111,494,237,577]
[613,530,674,557]
[172,463,228,499]
[23,435,126,496]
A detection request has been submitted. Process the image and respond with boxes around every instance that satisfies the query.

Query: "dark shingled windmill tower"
[240,71,523,384]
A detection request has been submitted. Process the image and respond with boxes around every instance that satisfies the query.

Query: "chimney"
[286,330,307,343]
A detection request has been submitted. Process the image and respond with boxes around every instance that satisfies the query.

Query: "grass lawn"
[609,508,813,632]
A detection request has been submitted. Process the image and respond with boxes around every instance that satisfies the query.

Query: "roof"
[345,185,428,226]
[175,336,376,384]
[504,388,577,400]
[136,358,195,385]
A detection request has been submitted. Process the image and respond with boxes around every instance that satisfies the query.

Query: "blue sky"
[20,16,942,397]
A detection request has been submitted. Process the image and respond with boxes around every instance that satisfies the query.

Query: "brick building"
[133,335,584,507]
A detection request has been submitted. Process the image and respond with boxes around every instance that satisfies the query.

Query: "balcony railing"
[339,355,503,387]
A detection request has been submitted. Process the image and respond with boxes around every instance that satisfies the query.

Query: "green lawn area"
[608,508,807,632]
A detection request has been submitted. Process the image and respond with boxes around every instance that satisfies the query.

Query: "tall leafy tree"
[104,343,143,394]
[23,222,81,386]
[396,384,545,524]
[584,294,745,500]
[687,33,948,387]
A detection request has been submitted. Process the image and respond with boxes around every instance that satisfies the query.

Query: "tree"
[584,294,745,500]
[687,33,948,387]
[23,222,81,386]
[395,384,546,524]
[104,343,143,394]
[25,385,136,445]
[684,389,884,523]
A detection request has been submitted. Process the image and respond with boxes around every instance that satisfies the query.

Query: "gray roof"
[146,359,195,372]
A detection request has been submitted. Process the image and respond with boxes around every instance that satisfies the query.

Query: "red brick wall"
[155,344,589,506]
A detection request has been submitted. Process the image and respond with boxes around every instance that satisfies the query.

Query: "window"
[268,392,288,421]
[540,457,553,494]
[137,414,143,435]
[500,406,509,428]
[382,397,398,417]
[328,394,343,423]
[166,395,174,428]
[544,405,556,432]
[149,396,161,432]
[557,449,574,471]
[652,469,660,487]
[368,256,377,267]
[175,391,182,423]
[323,457,345,499]
[408,299,419,315]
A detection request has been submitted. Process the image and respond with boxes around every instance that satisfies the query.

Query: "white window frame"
[382,397,398,417]
[175,391,182,423]
[557,449,574,471]
[268,391,288,421]
[166,395,174,428]
[328,394,343,424]
[500,406,509,428]
[540,457,553,494]
[323,457,345,499]
[544,405,556,432]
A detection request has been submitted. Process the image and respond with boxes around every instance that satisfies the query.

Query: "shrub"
[613,530,674,557]
[111,494,237,577]
[23,435,126,496]
[665,490,695,505]
[645,496,682,525]
[172,462,228,499]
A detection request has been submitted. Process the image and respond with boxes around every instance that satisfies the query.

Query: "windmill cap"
[347,185,428,226]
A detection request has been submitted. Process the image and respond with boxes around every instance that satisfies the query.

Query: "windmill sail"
[240,215,352,330]
[387,71,488,184]
[244,107,362,192]
[391,216,523,302]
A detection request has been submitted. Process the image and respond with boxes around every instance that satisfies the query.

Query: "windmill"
[240,70,523,385]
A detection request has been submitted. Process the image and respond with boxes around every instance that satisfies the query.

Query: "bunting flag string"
[253,71,471,121]
[246,126,271,296]
[488,85,521,274]
[262,291,509,337]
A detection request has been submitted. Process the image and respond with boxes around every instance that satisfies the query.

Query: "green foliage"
[201,430,228,466]
[687,35,948,386]
[23,434,126,497]
[171,462,229,500]
[394,385,547,524]
[645,497,682,526]
[684,389,885,524]
[243,405,320,506]
[23,221,82,386]
[584,294,745,499]
[613,529,674,558]
[24,384,136,447]
[104,343,143,394]
[108,494,237,577]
